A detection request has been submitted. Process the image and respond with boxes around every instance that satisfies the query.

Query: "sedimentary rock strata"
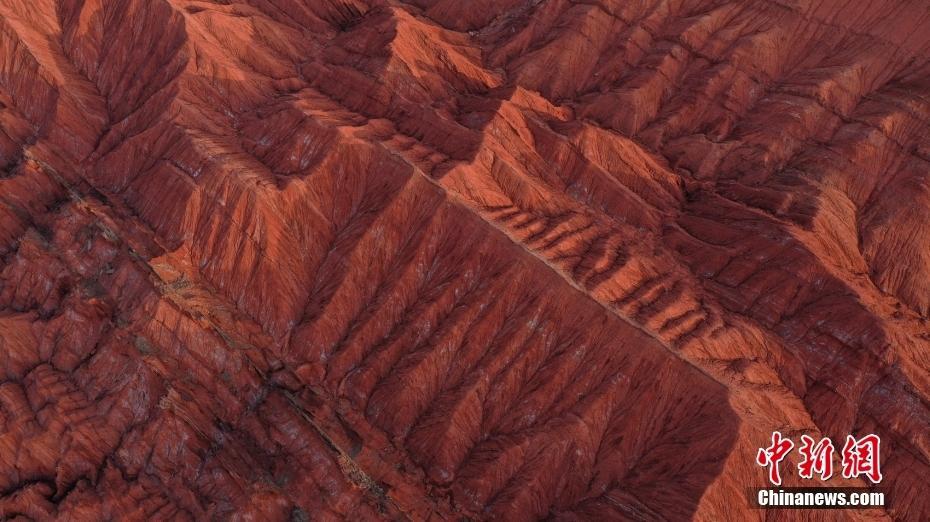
[0,0,929,520]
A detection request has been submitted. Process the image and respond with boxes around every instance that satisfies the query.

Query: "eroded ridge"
[0,0,928,520]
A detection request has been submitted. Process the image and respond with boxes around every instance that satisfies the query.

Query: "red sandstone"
[0,0,929,520]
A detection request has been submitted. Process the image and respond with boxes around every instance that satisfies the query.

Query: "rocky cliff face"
[0,0,928,520]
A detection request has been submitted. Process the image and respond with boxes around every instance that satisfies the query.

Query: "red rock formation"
[0,0,928,520]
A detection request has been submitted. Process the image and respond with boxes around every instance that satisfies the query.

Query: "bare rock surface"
[0,0,929,520]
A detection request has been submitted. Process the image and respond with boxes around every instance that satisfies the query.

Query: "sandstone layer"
[0,0,929,520]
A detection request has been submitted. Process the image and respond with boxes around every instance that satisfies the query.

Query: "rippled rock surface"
[0,0,928,520]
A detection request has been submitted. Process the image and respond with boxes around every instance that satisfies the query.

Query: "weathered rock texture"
[0,0,929,520]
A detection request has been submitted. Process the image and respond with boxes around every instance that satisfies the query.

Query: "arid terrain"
[0,0,929,520]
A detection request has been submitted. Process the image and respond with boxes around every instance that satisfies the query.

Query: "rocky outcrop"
[0,0,928,520]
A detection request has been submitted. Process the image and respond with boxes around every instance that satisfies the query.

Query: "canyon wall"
[1,0,929,520]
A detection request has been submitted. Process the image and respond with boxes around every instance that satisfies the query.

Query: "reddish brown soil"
[1,0,929,520]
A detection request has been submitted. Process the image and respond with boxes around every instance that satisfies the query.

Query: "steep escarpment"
[1,0,929,521]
